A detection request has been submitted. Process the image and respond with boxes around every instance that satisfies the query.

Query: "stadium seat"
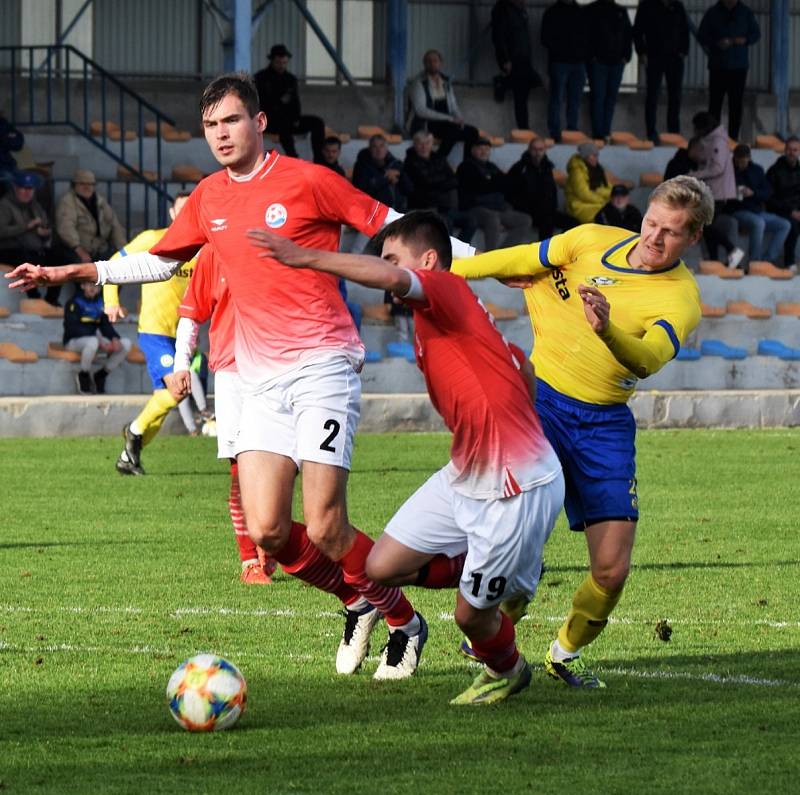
[609,131,636,145]
[171,164,204,182]
[117,165,157,182]
[701,302,726,318]
[699,339,747,359]
[19,298,63,318]
[675,347,701,361]
[628,139,654,151]
[727,137,738,151]
[754,134,784,153]
[0,342,39,363]
[510,129,537,144]
[561,130,589,144]
[325,126,351,144]
[484,302,519,321]
[553,169,567,187]
[0,307,9,319]
[386,341,416,362]
[776,302,800,317]
[726,300,772,319]
[361,304,392,324]
[640,172,662,188]
[757,339,800,360]
[364,350,382,363]
[478,129,505,146]
[47,342,80,362]
[90,120,136,141]
[126,344,146,364]
[698,260,744,279]
[658,133,688,148]
[356,125,402,145]
[748,261,793,280]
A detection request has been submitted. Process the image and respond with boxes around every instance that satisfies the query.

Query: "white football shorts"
[384,466,566,609]
[213,369,243,460]
[234,356,361,470]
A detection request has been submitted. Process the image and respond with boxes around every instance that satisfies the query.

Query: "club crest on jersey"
[210,218,227,232]
[265,203,288,229]
[586,275,619,287]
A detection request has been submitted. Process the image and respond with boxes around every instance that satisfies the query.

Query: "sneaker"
[544,648,606,688]
[75,371,93,395]
[336,604,381,675]
[727,247,745,269]
[459,592,532,660]
[373,612,428,680]
[116,424,145,476]
[93,368,108,394]
[450,659,532,706]
[240,561,273,585]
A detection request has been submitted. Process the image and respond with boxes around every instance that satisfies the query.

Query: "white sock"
[347,597,370,612]
[550,638,579,663]
[129,420,143,436]
[487,654,527,680]
[390,613,421,637]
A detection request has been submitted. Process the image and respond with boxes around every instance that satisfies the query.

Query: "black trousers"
[268,114,326,162]
[1,245,70,304]
[424,121,479,159]
[708,68,748,141]
[499,59,541,130]
[645,55,684,139]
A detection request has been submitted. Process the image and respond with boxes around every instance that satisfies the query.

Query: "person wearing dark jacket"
[634,0,690,144]
[319,136,346,178]
[586,0,633,140]
[404,131,475,241]
[697,0,760,141]
[506,138,576,238]
[253,44,325,162]
[63,281,131,395]
[766,137,800,268]
[594,184,643,232]
[457,137,531,250]
[729,144,790,265]
[491,0,542,130]
[0,114,24,182]
[664,137,703,181]
[352,134,411,210]
[541,0,591,142]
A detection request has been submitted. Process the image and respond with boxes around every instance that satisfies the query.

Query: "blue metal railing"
[1,44,176,227]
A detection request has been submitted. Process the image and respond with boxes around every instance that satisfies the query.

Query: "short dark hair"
[369,134,386,146]
[786,135,800,146]
[692,111,718,137]
[377,210,452,270]
[200,72,260,118]
[733,143,751,159]
[323,136,341,148]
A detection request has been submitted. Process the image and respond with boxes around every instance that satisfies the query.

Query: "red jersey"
[178,246,236,373]
[407,269,560,500]
[151,153,388,385]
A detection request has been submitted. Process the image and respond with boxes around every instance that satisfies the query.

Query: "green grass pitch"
[1,430,799,794]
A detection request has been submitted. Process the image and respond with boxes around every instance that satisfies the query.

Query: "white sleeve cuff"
[402,269,425,301]
[95,252,181,285]
[174,317,200,371]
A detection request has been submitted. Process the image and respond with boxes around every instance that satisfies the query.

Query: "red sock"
[275,521,358,606]
[338,529,416,627]
[417,552,466,589]
[229,462,259,563]
[469,613,519,674]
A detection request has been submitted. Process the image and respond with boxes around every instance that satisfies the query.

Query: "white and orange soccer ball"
[166,654,247,732]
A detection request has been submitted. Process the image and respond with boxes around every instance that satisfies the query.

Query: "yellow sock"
[557,574,623,654]
[135,389,178,447]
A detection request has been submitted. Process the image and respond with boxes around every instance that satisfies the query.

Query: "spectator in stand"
[664,136,703,181]
[490,0,542,131]
[506,137,576,239]
[594,184,642,232]
[457,137,531,251]
[404,130,475,242]
[767,137,800,270]
[352,134,410,210]
[0,114,24,185]
[63,280,131,395]
[697,0,760,142]
[541,0,590,142]
[56,169,125,264]
[0,170,68,305]
[254,44,325,162]
[407,50,479,160]
[320,136,346,178]
[689,111,744,268]
[565,142,615,224]
[585,0,633,142]
[633,0,690,145]
[730,144,790,266]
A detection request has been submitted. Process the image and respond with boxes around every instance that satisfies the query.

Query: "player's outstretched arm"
[247,228,412,294]
[5,262,98,291]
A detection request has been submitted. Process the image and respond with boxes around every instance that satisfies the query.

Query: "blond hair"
[649,175,715,235]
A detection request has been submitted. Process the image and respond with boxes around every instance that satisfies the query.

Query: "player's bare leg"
[450,593,531,705]
[367,534,466,589]
[546,519,636,688]
[302,460,427,679]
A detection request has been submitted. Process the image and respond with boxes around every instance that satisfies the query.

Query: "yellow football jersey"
[452,224,701,405]
[103,228,196,337]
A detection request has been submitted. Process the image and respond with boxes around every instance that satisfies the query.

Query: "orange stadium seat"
[357,125,402,144]
[609,131,636,145]
[701,303,726,318]
[117,165,157,182]
[325,126,351,144]
[0,342,38,363]
[727,300,772,319]
[640,172,663,188]
[698,260,744,279]
[478,129,505,146]
[47,342,81,362]
[754,134,784,153]
[127,344,146,365]
[510,129,538,144]
[19,298,63,317]
[658,133,688,148]
[776,302,800,317]
[484,302,519,321]
[171,164,205,183]
[629,139,654,151]
[0,307,9,319]
[748,261,793,279]
[561,130,589,144]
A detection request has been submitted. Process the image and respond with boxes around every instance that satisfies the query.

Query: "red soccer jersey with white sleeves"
[406,269,560,500]
[151,152,388,385]
[178,246,236,373]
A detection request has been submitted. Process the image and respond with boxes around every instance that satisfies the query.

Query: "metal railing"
[0,45,176,227]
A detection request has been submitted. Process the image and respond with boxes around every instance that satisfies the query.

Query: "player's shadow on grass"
[544,560,800,574]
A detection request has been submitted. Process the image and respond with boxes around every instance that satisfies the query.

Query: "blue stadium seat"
[364,350,383,363]
[675,347,702,361]
[756,340,800,360]
[699,340,748,360]
[386,341,416,362]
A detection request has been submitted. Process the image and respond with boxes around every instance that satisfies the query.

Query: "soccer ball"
[166,654,247,732]
[201,418,217,437]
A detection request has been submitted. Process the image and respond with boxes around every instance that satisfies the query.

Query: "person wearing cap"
[55,169,126,265]
[253,44,326,163]
[594,184,643,233]
[456,137,531,250]
[0,170,66,304]
[565,142,614,224]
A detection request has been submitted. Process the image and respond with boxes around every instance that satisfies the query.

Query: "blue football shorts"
[138,332,177,391]
[535,378,639,531]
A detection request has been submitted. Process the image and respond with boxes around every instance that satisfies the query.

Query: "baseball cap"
[11,170,41,189]
[611,184,630,197]
[269,44,292,59]
[474,136,492,147]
